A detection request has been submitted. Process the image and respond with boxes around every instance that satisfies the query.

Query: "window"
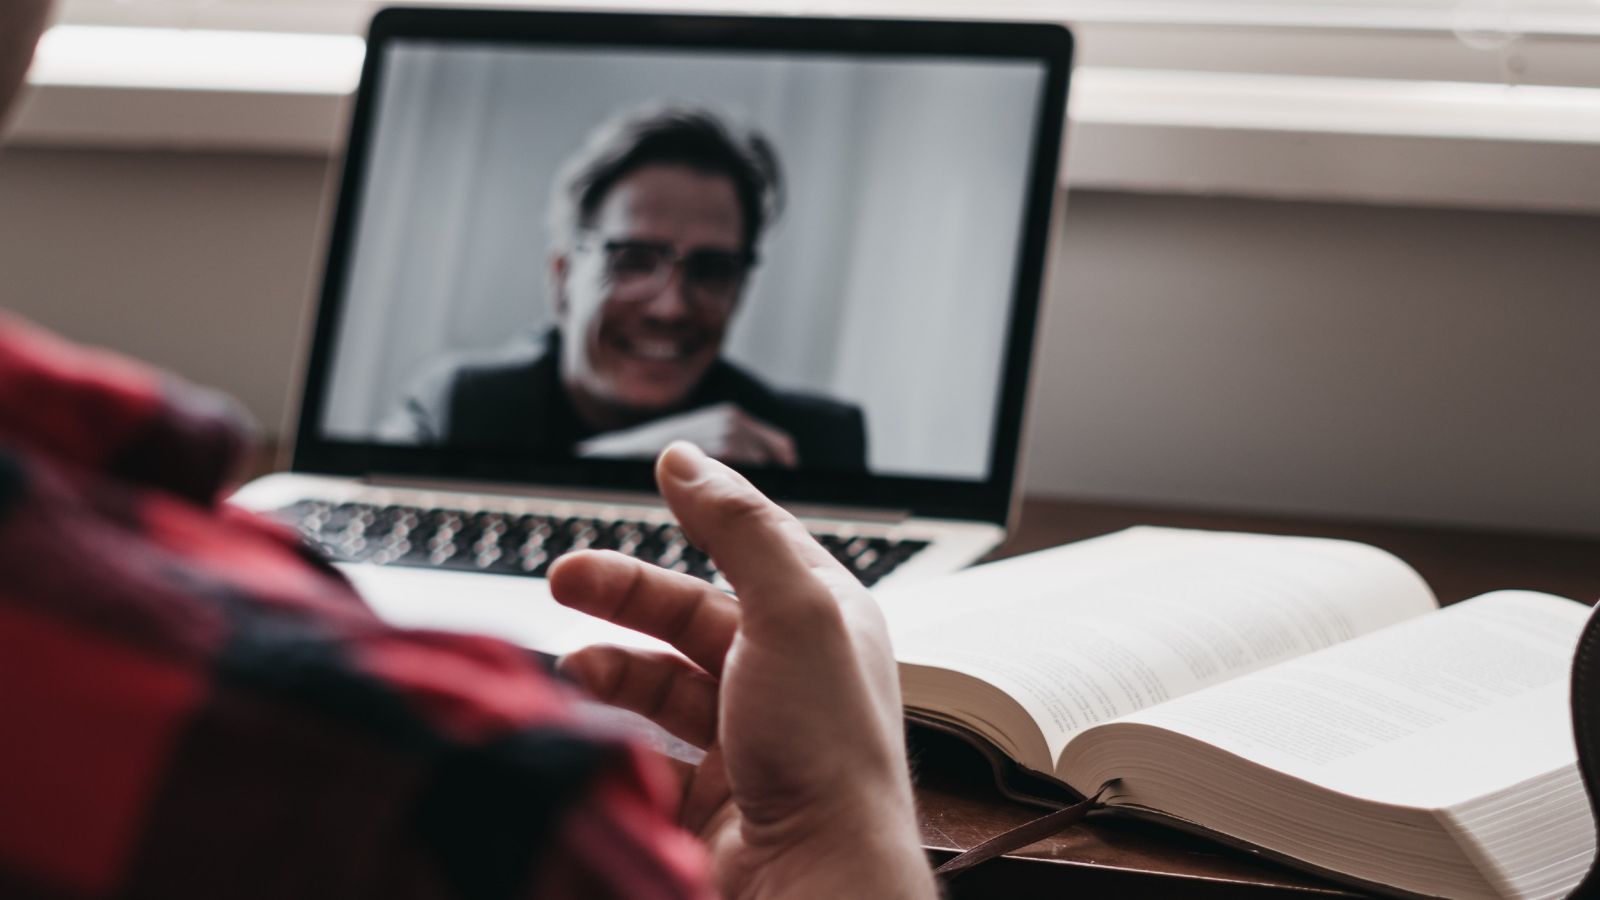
[30,0,1600,212]
[50,0,1600,88]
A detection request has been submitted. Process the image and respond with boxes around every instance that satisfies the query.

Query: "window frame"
[20,0,1600,214]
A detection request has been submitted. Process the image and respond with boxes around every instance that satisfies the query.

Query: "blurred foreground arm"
[0,315,713,900]
[549,442,936,900]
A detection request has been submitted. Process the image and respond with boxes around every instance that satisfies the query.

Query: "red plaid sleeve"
[0,318,713,900]
[0,312,252,505]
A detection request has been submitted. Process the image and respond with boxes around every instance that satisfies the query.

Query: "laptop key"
[272,500,927,587]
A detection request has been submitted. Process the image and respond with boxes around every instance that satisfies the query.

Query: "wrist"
[736,798,936,900]
[752,833,935,900]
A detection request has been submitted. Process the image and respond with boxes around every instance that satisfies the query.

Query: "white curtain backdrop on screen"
[320,45,1041,480]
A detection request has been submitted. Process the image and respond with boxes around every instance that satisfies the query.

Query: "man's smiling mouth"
[615,334,701,363]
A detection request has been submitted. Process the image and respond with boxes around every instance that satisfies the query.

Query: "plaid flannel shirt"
[0,314,712,900]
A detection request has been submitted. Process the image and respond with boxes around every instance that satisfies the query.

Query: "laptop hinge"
[361,473,663,509]
[777,503,912,525]
[358,473,913,524]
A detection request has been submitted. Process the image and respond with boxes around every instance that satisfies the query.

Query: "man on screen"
[380,107,868,471]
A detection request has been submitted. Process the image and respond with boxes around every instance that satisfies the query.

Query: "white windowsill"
[10,25,1600,214]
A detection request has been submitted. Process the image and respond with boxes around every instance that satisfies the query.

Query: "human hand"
[574,402,799,468]
[548,443,935,900]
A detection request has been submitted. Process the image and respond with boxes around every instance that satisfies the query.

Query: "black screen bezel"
[291,8,1073,525]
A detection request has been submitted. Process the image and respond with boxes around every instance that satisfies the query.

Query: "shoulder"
[428,343,552,396]
[771,391,866,433]
[382,342,554,444]
[712,362,859,423]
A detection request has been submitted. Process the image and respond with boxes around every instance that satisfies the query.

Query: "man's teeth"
[630,339,688,361]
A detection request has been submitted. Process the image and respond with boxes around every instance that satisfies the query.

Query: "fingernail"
[660,441,710,484]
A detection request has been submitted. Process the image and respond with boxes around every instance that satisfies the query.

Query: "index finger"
[548,549,739,677]
[654,443,856,629]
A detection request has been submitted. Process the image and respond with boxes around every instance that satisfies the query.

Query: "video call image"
[318,42,1044,481]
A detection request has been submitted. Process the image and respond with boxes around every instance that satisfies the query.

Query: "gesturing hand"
[574,402,800,468]
[547,442,934,900]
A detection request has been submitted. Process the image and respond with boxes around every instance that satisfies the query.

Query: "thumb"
[654,442,849,626]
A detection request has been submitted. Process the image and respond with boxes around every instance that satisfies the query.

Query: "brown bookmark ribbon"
[934,783,1113,880]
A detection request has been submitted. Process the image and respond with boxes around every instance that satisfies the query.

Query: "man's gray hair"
[547,105,783,252]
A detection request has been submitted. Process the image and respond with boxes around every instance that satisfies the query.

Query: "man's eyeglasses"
[583,238,756,312]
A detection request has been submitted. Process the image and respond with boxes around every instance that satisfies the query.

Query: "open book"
[875,527,1595,900]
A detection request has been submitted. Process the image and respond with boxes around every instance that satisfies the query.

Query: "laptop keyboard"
[273,500,928,588]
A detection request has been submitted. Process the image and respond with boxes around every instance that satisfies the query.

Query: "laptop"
[232,8,1074,655]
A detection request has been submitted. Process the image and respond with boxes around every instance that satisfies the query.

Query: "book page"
[878,527,1436,764]
[1109,591,1586,808]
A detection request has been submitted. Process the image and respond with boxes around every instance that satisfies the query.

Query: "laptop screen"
[294,11,1071,523]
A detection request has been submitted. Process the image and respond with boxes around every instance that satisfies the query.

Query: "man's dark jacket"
[379,333,868,471]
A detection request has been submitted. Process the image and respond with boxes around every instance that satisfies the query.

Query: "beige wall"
[0,148,327,435]
[3,146,1596,535]
[1028,192,1600,536]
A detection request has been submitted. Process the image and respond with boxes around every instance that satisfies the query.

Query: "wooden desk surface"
[919,497,1600,898]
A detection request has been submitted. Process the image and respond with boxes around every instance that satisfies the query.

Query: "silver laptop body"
[232,8,1074,656]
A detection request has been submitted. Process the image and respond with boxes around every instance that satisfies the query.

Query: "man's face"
[553,163,748,421]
